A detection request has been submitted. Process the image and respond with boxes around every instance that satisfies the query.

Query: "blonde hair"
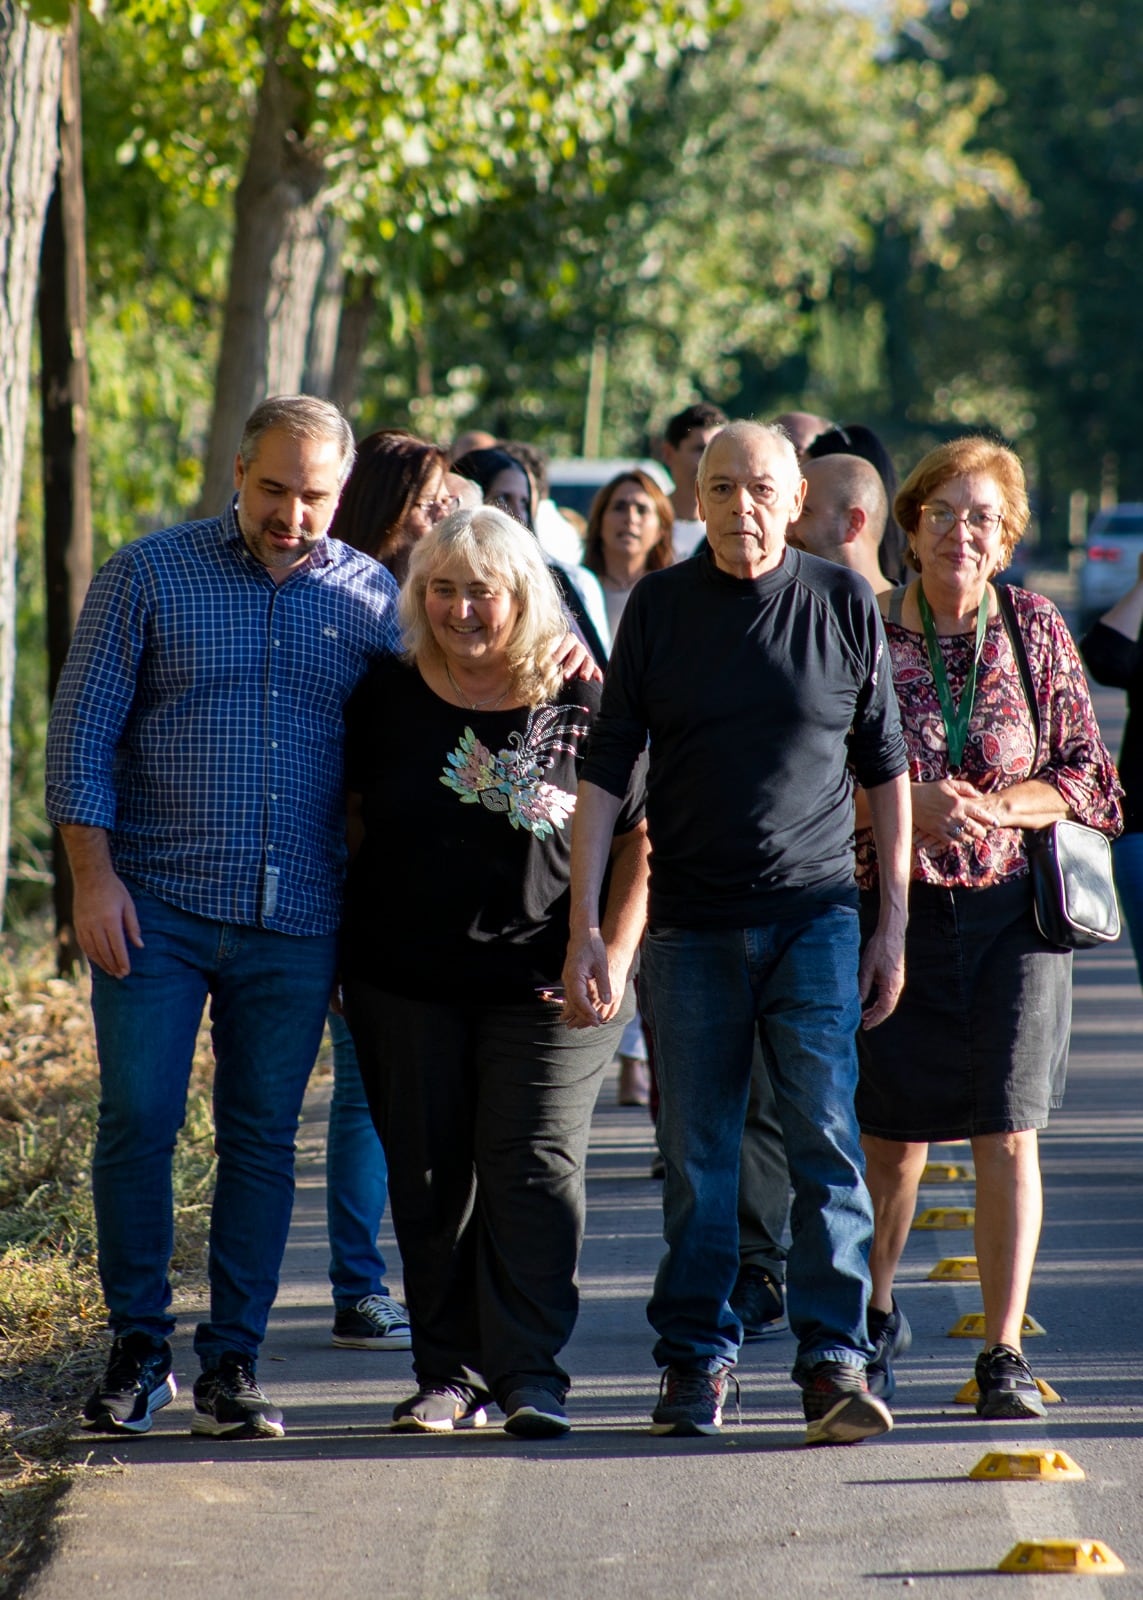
[400,507,567,707]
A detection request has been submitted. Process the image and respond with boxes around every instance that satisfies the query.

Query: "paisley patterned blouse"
[856,587,1122,891]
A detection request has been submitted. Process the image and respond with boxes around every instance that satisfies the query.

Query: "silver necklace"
[445,661,510,710]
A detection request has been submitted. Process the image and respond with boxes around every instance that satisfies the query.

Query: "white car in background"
[547,457,673,521]
[1078,504,1143,631]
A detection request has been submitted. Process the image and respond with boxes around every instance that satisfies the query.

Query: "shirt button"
[270,740,278,748]
[268,844,275,852]
[270,793,278,801]
[271,690,279,698]
[273,639,281,646]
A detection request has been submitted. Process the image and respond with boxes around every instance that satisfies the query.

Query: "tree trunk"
[39,7,89,974]
[195,42,328,517]
[329,272,375,418]
[0,2,62,929]
[301,212,346,398]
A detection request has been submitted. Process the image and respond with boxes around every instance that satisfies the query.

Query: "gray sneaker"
[392,1386,488,1432]
[801,1361,892,1446]
[650,1363,737,1436]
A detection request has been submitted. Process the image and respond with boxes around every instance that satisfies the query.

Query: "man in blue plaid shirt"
[46,395,402,1441]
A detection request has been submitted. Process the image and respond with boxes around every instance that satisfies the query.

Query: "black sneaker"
[974,1343,1046,1420]
[730,1265,787,1340]
[801,1361,893,1446]
[650,1364,737,1436]
[331,1293,412,1350]
[866,1297,911,1401]
[82,1332,176,1435]
[191,1352,284,1439]
[502,1386,570,1439]
[391,1386,488,1433]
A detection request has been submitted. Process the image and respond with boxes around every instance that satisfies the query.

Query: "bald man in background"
[773,410,831,462]
[789,454,891,597]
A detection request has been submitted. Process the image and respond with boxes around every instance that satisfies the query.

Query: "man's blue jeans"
[89,882,336,1369]
[326,1010,392,1310]
[641,905,875,1382]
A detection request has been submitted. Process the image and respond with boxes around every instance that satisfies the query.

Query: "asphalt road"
[28,677,1143,1600]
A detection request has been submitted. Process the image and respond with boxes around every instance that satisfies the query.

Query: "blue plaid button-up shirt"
[45,499,402,937]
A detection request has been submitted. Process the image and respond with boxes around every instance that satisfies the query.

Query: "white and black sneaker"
[82,1332,176,1435]
[191,1352,285,1439]
[331,1293,412,1350]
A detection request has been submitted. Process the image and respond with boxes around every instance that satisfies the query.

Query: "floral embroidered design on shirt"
[440,703,588,838]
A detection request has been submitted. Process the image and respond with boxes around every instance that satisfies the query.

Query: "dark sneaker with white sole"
[974,1343,1046,1420]
[82,1332,176,1435]
[502,1387,570,1439]
[191,1352,285,1439]
[331,1293,412,1350]
[391,1386,488,1432]
[730,1264,787,1340]
[866,1298,911,1401]
[650,1363,737,1436]
[801,1361,893,1446]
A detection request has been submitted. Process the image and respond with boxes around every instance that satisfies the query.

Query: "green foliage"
[343,0,1021,451]
[899,0,1143,530]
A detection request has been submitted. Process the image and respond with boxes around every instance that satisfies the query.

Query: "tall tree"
[96,0,731,513]
[348,0,1019,454]
[0,0,63,924]
[38,4,90,971]
[910,0,1143,532]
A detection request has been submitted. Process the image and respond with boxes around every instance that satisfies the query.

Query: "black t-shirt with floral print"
[341,656,646,1002]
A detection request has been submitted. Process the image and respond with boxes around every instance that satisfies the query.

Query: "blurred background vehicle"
[1078,504,1143,631]
[547,458,673,520]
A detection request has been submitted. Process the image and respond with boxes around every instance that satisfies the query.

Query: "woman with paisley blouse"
[854,437,1121,1420]
[340,506,649,1439]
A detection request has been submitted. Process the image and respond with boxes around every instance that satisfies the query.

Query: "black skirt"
[856,877,1072,1141]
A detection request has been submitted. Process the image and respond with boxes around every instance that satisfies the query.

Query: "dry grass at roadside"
[0,940,218,1598]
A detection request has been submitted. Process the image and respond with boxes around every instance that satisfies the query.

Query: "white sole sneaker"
[804,1391,892,1446]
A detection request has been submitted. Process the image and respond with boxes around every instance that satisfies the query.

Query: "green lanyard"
[916,585,989,770]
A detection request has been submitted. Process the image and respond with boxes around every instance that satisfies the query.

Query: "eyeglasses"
[919,503,1004,537]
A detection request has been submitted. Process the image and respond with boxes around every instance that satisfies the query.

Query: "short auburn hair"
[895,436,1029,571]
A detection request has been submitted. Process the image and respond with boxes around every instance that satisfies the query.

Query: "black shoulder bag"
[996,585,1120,948]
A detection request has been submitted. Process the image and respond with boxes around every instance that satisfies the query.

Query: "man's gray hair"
[696,420,800,496]
[239,395,357,488]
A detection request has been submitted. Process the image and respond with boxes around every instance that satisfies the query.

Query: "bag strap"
[996,583,1042,764]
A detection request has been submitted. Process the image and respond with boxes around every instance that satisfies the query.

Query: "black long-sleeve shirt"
[581,543,907,927]
[1080,618,1143,833]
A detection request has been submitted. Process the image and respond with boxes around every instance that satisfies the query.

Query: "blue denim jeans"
[641,906,875,1382]
[1113,833,1143,988]
[89,882,336,1369]
[326,1010,391,1309]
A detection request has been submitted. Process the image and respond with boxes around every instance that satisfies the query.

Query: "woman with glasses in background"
[852,437,1120,1419]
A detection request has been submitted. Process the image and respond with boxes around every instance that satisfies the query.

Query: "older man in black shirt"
[564,420,911,1445]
